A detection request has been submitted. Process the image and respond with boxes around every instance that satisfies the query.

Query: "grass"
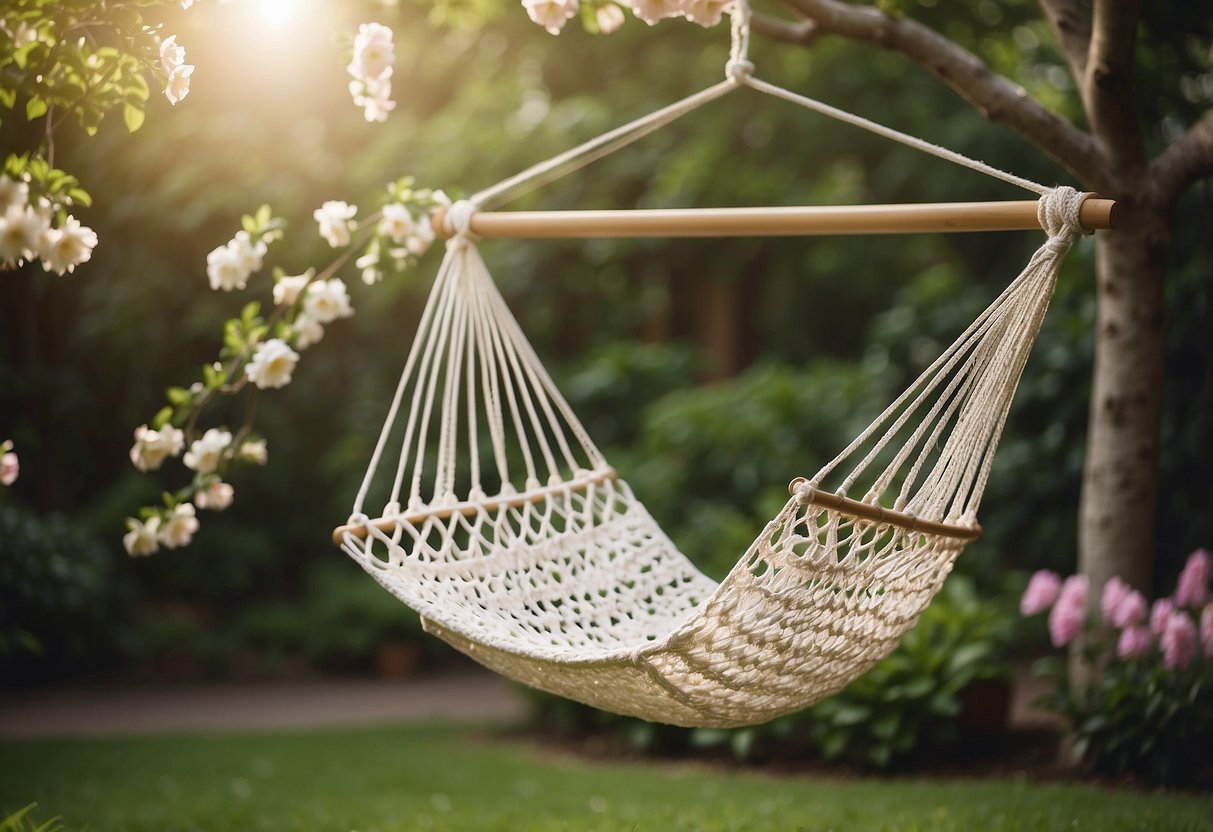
[2,723,1211,831]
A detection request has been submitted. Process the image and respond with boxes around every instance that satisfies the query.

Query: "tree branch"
[1036,0,1091,83]
[776,0,1102,188]
[750,12,820,47]
[1150,109,1213,209]
[1084,0,1146,178]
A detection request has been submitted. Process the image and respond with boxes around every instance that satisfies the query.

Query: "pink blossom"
[1175,548,1210,608]
[1048,574,1087,648]
[1150,597,1175,636]
[1100,577,1129,624]
[1201,605,1213,658]
[1116,625,1152,660]
[1020,569,1062,616]
[0,440,17,486]
[1104,580,1147,629]
[1161,611,1197,670]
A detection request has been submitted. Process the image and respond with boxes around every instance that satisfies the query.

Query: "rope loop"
[1036,186,1088,241]
[725,58,755,82]
[444,199,481,247]
[727,0,753,82]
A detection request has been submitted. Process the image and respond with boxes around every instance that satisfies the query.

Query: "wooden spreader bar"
[332,468,620,546]
[788,477,983,542]
[435,198,1117,240]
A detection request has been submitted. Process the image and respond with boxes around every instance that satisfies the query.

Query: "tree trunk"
[1078,196,1170,595]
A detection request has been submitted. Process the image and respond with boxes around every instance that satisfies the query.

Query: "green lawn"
[2,723,1210,831]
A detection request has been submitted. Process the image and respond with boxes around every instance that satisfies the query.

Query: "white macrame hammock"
[335,4,1097,728]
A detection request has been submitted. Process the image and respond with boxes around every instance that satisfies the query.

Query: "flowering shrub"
[521,0,733,36]
[1023,549,1213,785]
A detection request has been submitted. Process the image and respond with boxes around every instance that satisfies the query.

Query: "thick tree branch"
[1150,110,1213,209]
[750,12,820,46]
[1085,0,1146,177]
[1036,0,1091,82]
[776,0,1101,188]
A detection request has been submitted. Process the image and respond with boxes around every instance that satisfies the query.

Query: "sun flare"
[255,0,300,26]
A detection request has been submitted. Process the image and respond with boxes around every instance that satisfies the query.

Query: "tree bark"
[1079,197,1170,594]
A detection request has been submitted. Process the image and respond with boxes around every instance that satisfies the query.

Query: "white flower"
[238,439,268,465]
[0,176,29,213]
[314,201,358,247]
[181,0,196,9]
[160,35,185,72]
[379,203,415,244]
[0,441,17,486]
[164,63,194,105]
[405,215,435,256]
[630,0,684,25]
[206,242,248,291]
[129,424,185,472]
[273,269,313,306]
[292,313,325,349]
[246,338,300,389]
[596,3,627,32]
[0,204,50,266]
[304,278,354,324]
[230,231,267,274]
[348,22,394,81]
[683,0,732,27]
[355,249,380,285]
[123,517,161,557]
[158,503,199,549]
[39,215,98,275]
[183,428,232,474]
[360,266,381,286]
[522,0,579,34]
[195,480,234,511]
[350,77,395,123]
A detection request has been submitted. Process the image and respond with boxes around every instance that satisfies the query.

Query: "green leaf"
[166,386,192,406]
[26,96,48,120]
[67,187,92,208]
[123,102,145,133]
[0,86,15,109]
[151,406,173,430]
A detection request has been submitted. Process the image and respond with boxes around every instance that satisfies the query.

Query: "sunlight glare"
[255,0,300,27]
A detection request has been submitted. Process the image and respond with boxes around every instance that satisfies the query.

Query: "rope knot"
[1036,186,1089,244]
[725,58,755,82]
[444,199,480,248]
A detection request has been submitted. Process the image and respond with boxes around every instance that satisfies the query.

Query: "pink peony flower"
[1102,579,1147,629]
[1175,548,1210,608]
[1020,570,1062,616]
[1201,605,1213,658]
[1048,574,1088,648]
[1161,611,1197,670]
[0,440,17,486]
[1116,625,1152,660]
[1150,597,1175,636]
[1100,577,1129,624]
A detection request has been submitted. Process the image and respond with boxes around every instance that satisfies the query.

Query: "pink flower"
[1175,548,1210,608]
[1116,625,1152,660]
[1020,570,1062,616]
[1150,597,1175,636]
[1201,605,1213,658]
[1048,574,1087,648]
[1100,577,1128,622]
[1161,611,1197,670]
[0,440,17,486]
[1100,577,1147,628]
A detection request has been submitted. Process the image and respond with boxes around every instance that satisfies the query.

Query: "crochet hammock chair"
[334,3,1110,728]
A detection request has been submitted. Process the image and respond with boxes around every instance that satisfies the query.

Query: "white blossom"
[314,200,358,247]
[379,203,415,244]
[129,424,185,472]
[159,35,186,72]
[195,480,234,510]
[184,428,232,474]
[158,503,199,548]
[123,517,161,557]
[355,249,381,285]
[292,313,325,349]
[350,77,395,123]
[683,0,732,27]
[40,215,98,275]
[0,176,29,213]
[238,438,268,465]
[164,63,194,105]
[0,204,50,266]
[206,243,246,291]
[630,0,684,25]
[405,215,435,256]
[304,278,354,324]
[523,0,579,34]
[273,269,313,306]
[596,3,626,33]
[348,22,395,81]
[231,231,267,274]
[246,338,300,389]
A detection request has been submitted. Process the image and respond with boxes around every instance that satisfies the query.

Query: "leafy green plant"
[0,804,61,832]
[804,575,1015,769]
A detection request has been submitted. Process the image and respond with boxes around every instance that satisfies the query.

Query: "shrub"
[1022,549,1213,786]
